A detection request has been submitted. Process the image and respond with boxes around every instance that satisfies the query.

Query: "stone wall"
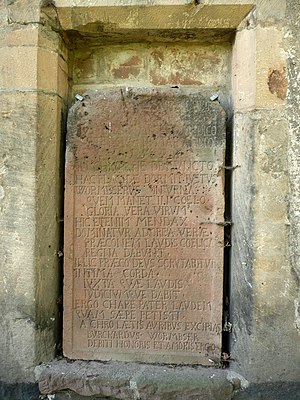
[231,0,300,383]
[0,1,68,397]
[0,0,299,399]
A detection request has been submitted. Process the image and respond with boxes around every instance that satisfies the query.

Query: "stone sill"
[36,359,241,400]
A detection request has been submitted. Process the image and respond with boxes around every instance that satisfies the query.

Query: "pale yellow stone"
[0,46,67,98]
[0,90,65,382]
[0,26,68,71]
[231,108,300,382]
[232,27,256,111]
[254,116,288,222]
[36,94,65,362]
[256,26,287,108]
[38,27,69,61]
[56,4,254,31]
[233,25,287,111]
[0,3,8,26]
[37,48,69,98]
[0,26,39,47]
[54,0,254,6]
[256,0,286,22]
[0,46,38,89]
[7,0,40,24]
[0,91,39,383]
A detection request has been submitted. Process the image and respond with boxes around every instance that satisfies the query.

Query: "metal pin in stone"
[210,93,219,101]
[75,94,84,101]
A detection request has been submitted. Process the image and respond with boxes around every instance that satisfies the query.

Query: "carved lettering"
[64,88,225,365]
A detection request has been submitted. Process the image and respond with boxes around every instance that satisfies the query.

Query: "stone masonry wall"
[0,0,68,397]
[0,1,299,399]
[231,0,300,385]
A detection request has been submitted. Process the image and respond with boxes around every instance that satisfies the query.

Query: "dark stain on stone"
[40,0,56,6]
[77,124,87,139]
[268,68,287,100]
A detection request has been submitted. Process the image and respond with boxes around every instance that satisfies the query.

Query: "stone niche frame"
[42,0,246,371]
[64,87,226,365]
[51,0,253,367]
[27,0,299,397]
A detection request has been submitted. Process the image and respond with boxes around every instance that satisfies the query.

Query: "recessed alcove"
[38,1,274,398]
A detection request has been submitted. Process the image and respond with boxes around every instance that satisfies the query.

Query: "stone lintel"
[37,359,234,399]
[52,3,254,35]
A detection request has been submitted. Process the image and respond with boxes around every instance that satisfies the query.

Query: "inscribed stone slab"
[64,88,225,364]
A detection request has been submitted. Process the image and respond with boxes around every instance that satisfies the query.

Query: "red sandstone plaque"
[64,88,225,364]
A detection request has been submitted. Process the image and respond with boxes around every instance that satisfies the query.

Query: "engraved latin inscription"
[64,88,225,364]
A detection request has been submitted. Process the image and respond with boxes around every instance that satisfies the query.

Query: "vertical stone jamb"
[231,0,300,383]
[0,0,68,391]
[286,0,300,350]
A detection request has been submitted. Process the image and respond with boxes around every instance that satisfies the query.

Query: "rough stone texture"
[286,0,300,338]
[38,359,234,400]
[72,43,231,95]
[54,0,252,6]
[64,88,226,364]
[0,92,37,384]
[232,25,256,111]
[0,0,300,398]
[233,382,300,400]
[230,110,300,381]
[55,2,253,32]
[230,0,300,385]
[0,0,68,388]
[0,90,64,382]
[256,26,287,109]
[49,0,253,51]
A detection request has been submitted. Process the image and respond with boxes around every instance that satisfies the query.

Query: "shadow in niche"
[0,382,39,400]
[233,382,300,400]
[222,108,233,366]
[56,106,69,357]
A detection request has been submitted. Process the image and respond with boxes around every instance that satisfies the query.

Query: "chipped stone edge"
[227,370,250,391]
[34,364,48,382]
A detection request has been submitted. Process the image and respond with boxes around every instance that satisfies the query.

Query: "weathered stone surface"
[0,382,39,400]
[231,109,300,382]
[232,25,256,112]
[230,0,300,383]
[72,43,231,96]
[55,2,254,32]
[64,88,225,364]
[38,359,233,400]
[256,26,287,109]
[233,382,300,400]
[0,0,299,397]
[0,5,68,386]
[0,91,65,384]
[286,0,300,339]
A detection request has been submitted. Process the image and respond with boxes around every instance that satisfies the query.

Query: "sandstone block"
[256,26,287,108]
[38,48,68,98]
[0,46,38,89]
[232,27,256,112]
[63,88,226,365]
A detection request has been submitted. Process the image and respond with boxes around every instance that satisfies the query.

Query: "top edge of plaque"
[67,87,226,147]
